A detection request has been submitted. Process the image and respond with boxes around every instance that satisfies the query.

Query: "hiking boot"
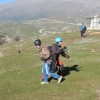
[41,81,49,84]
[58,76,63,83]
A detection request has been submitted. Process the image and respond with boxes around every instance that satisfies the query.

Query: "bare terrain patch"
[91,32,100,35]
[0,52,3,57]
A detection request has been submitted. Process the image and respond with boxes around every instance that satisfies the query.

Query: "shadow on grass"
[48,64,81,82]
[63,64,80,77]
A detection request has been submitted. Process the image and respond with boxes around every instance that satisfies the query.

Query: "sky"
[0,0,16,4]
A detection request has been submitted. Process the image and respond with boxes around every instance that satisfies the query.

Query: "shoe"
[58,76,63,83]
[41,81,49,84]
[40,75,44,81]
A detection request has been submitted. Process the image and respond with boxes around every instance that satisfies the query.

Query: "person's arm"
[60,50,70,58]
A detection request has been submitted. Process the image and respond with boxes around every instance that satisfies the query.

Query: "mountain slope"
[0,0,100,21]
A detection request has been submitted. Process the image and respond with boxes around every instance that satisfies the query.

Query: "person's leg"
[81,31,83,37]
[57,59,64,76]
[45,62,62,83]
[82,31,84,37]
[41,63,48,84]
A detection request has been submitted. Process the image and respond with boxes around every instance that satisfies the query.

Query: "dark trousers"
[81,30,84,37]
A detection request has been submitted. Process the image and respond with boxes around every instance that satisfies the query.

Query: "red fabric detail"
[41,75,44,81]
[57,60,63,76]
[57,59,63,66]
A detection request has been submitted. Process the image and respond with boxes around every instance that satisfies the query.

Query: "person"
[34,39,62,84]
[80,23,86,37]
[51,37,70,77]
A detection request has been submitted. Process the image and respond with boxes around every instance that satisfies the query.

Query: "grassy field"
[0,31,100,100]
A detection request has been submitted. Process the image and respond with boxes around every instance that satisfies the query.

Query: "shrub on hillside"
[0,38,7,45]
[13,35,20,41]
[0,39,3,45]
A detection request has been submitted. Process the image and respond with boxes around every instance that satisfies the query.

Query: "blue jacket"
[80,25,85,31]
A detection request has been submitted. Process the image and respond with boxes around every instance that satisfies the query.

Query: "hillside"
[0,0,100,21]
[0,19,80,42]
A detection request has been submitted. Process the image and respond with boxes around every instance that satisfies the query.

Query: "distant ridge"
[0,0,100,21]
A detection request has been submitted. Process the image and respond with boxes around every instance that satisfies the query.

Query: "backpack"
[47,46,52,53]
[40,45,51,60]
[83,26,87,33]
[81,25,86,33]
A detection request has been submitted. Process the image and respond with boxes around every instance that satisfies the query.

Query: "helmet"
[55,37,62,43]
[81,22,84,25]
[34,39,41,46]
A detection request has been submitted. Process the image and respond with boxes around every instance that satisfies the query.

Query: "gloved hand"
[65,54,70,58]
[62,46,67,49]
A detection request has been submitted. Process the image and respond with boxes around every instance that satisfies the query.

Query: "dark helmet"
[34,39,41,46]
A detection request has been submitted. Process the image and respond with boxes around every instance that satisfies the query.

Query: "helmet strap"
[56,42,59,44]
[56,42,60,46]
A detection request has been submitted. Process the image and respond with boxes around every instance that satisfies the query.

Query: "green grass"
[0,31,100,100]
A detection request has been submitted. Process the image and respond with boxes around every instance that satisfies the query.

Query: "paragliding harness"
[83,26,87,33]
[47,46,58,73]
[47,45,68,73]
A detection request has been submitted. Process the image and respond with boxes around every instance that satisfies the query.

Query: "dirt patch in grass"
[91,32,100,35]
[96,90,100,100]
[0,52,3,57]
